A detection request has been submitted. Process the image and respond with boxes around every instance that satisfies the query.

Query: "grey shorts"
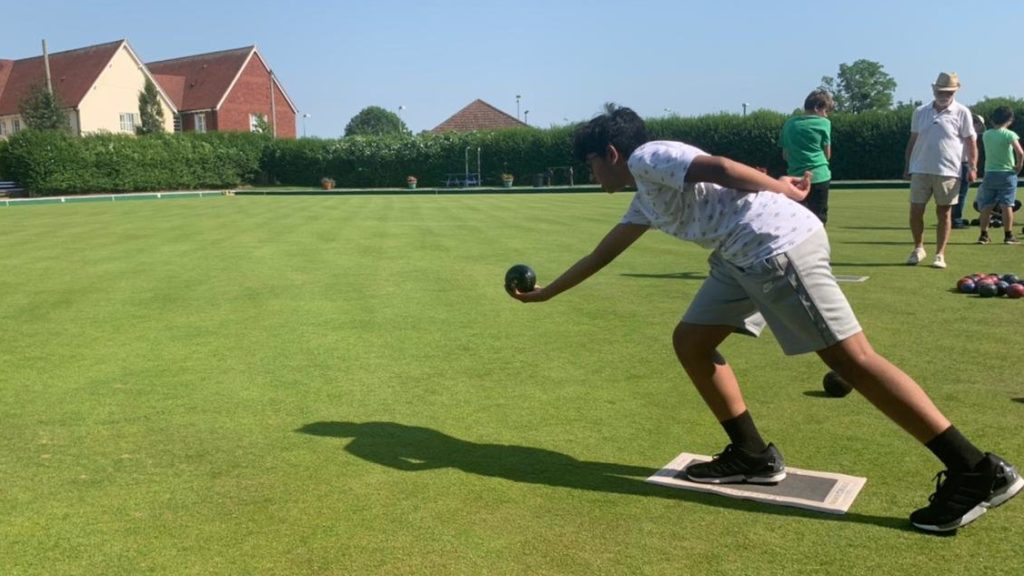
[682,228,862,355]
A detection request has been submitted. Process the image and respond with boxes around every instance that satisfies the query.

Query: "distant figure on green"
[779,89,834,225]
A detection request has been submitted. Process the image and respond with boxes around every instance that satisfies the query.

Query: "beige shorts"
[682,229,862,356]
[910,173,960,205]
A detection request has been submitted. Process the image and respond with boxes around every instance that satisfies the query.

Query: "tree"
[253,114,272,136]
[820,59,897,114]
[136,78,165,135]
[18,84,69,131]
[344,106,408,137]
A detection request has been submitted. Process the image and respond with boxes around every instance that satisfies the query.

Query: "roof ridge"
[5,39,125,62]
[147,46,255,65]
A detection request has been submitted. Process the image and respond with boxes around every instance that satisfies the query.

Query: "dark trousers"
[800,180,831,225]
[952,162,970,222]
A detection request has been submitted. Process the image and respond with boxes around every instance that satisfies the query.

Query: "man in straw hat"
[903,72,978,268]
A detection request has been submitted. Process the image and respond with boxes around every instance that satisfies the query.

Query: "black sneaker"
[910,453,1024,533]
[1005,234,1020,245]
[977,233,991,245]
[683,443,786,484]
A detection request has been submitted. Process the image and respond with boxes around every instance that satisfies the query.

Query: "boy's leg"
[817,332,1022,532]
[978,205,993,243]
[816,332,949,442]
[1001,187,1019,242]
[672,259,786,484]
[800,181,830,225]
[952,163,968,226]
[673,322,785,484]
[672,322,748,422]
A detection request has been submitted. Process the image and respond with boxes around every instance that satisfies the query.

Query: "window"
[12,118,20,133]
[249,113,266,133]
[0,120,6,137]
[194,113,206,133]
[119,113,138,133]
[173,114,182,133]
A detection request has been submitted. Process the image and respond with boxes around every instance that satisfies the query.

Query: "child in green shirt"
[779,90,834,224]
[977,106,1023,245]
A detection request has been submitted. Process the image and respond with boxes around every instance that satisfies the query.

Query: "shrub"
[0,130,268,195]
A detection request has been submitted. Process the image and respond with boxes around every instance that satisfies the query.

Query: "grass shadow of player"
[803,390,837,398]
[620,272,706,281]
[1013,398,1024,404]
[830,261,910,268]
[837,226,907,232]
[296,420,913,533]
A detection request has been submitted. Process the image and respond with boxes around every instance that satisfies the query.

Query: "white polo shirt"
[622,141,823,268]
[909,100,976,178]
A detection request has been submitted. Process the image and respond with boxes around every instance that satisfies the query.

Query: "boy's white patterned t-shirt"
[622,141,823,267]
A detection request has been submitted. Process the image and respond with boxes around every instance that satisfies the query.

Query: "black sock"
[925,426,986,473]
[721,410,768,453]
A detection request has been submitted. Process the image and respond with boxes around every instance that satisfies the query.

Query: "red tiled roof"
[151,73,185,109]
[146,46,254,111]
[431,99,528,133]
[0,60,14,106]
[0,40,123,116]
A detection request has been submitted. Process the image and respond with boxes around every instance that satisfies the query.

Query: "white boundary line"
[2,190,228,207]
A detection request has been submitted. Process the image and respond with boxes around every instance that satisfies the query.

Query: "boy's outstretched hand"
[778,171,812,201]
[508,284,547,303]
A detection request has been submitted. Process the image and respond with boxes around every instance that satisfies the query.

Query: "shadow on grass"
[836,226,907,231]
[803,390,841,398]
[296,420,913,533]
[1013,398,1024,404]
[834,241,910,247]
[831,262,909,268]
[620,272,706,281]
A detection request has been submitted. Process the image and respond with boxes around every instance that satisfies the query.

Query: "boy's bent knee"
[817,332,877,375]
[673,323,732,364]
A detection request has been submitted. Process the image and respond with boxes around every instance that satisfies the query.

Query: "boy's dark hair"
[804,90,835,113]
[572,105,650,163]
[991,106,1014,126]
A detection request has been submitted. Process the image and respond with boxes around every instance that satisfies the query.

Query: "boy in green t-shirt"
[779,89,834,224]
[977,106,1023,245]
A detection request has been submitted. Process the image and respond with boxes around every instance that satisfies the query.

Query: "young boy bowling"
[508,105,1021,533]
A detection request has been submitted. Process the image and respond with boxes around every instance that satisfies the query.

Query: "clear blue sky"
[4,0,1022,137]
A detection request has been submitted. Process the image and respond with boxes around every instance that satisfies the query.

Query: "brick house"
[147,46,297,138]
[0,40,176,138]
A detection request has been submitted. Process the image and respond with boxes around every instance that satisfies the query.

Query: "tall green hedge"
[261,127,575,188]
[0,130,267,195]
[3,98,1023,196]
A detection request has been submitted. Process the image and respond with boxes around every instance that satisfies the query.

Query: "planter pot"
[502,179,514,188]
[407,183,417,189]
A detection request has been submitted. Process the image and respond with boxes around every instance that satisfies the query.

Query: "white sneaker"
[906,246,926,265]
[931,254,947,269]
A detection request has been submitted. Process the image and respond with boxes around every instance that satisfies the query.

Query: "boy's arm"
[509,223,648,303]
[685,155,810,201]
[1013,140,1024,173]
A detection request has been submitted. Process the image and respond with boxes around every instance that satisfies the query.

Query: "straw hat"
[933,72,961,92]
